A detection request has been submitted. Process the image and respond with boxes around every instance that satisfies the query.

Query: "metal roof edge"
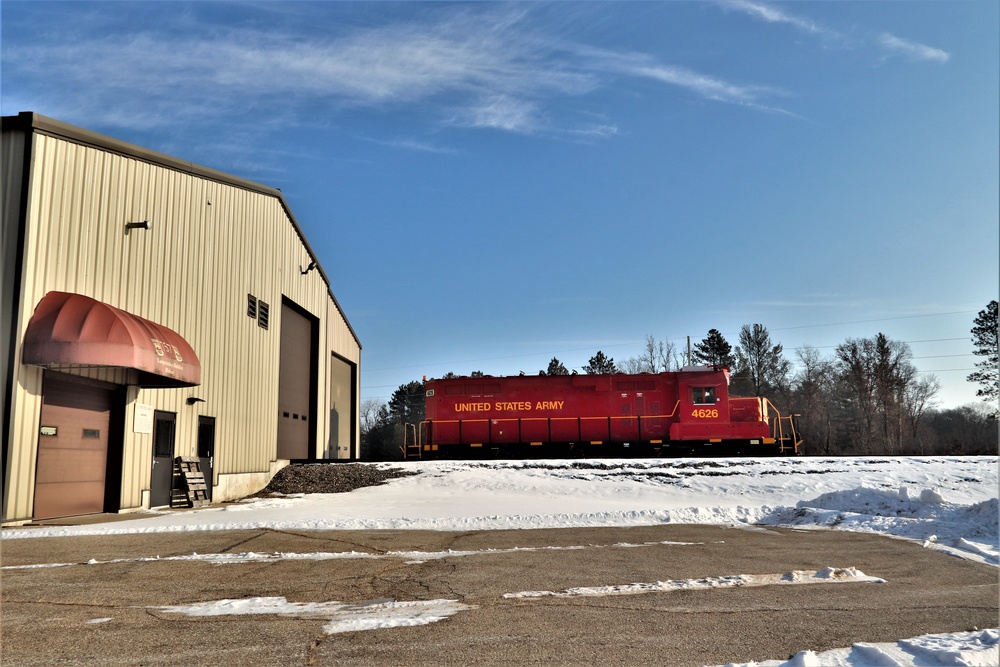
[2,111,361,349]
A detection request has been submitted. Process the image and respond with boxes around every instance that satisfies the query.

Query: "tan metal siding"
[4,123,360,522]
[326,298,361,459]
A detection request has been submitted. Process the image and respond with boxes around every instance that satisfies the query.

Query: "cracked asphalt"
[1,525,996,666]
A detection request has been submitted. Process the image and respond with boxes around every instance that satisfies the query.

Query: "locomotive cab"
[669,366,729,442]
[669,367,772,449]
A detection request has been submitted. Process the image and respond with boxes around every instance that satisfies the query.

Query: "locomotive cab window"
[692,386,716,404]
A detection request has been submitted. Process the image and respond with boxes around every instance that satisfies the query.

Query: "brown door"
[34,374,113,519]
[277,301,315,459]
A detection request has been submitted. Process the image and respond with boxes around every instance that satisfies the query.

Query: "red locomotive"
[408,367,802,458]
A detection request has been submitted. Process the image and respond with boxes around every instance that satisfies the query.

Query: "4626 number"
[691,408,719,419]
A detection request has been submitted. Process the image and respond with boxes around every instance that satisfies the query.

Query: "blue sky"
[3,1,997,409]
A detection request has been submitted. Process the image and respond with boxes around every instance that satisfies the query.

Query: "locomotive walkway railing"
[407,399,803,457]
[401,423,422,460]
[764,399,803,455]
[411,402,684,458]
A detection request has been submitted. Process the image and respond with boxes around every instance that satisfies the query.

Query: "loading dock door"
[277,302,315,459]
[34,374,113,519]
[327,354,356,458]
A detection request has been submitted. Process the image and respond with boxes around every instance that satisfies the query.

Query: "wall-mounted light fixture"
[125,220,152,233]
[300,260,317,275]
[186,396,206,405]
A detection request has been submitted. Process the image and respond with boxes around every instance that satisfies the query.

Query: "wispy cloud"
[718,0,830,36]
[458,95,544,134]
[3,8,594,135]
[577,47,793,115]
[566,123,621,140]
[878,33,950,63]
[718,0,950,66]
[3,4,795,138]
[362,137,459,155]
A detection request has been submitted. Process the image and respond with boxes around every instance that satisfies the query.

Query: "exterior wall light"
[186,396,206,405]
[125,220,152,233]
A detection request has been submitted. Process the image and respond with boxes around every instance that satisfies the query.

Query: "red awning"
[22,291,201,388]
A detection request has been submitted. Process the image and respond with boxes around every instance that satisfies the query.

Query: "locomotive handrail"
[423,400,682,426]
[762,399,803,455]
[424,412,682,426]
[419,401,684,452]
[401,422,422,460]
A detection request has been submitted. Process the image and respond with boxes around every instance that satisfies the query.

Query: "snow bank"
[4,457,995,567]
[715,628,999,667]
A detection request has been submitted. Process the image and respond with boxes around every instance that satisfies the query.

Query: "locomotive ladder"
[765,400,804,455]
[401,422,422,460]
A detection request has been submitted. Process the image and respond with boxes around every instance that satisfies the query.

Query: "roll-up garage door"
[34,374,113,519]
[327,354,355,458]
[277,301,315,459]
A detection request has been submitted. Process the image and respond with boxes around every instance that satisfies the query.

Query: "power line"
[766,310,976,333]
[364,337,971,381]
[912,354,974,360]
[915,368,976,373]
[794,337,967,351]
[365,312,975,374]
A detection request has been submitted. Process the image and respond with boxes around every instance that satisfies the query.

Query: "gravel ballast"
[250,463,420,496]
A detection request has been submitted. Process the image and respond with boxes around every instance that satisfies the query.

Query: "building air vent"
[257,300,270,330]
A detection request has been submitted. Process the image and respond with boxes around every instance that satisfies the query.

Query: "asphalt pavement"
[1,524,996,666]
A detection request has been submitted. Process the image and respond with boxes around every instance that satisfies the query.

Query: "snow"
[502,567,887,599]
[148,597,476,635]
[3,455,997,666]
[717,629,1000,667]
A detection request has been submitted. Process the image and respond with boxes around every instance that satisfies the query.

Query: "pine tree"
[584,351,617,374]
[967,300,998,419]
[388,381,425,425]
[545,357,570,375]
[691,329,734,369]
[733,323,790,396]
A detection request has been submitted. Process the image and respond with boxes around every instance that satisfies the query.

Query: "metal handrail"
[763,398,803,454]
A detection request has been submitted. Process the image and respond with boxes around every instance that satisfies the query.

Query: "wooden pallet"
[175,456,210,508]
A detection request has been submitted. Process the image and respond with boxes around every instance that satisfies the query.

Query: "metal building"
[2,112,361,524]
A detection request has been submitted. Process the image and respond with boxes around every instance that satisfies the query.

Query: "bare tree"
[360,397,394,460]
[619,335,680,373]
[791,346,836,455]
[902,375,940,454]
[834,333,930,454]
[360,398,385,436]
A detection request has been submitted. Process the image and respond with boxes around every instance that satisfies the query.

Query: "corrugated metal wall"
[4,120,360,522]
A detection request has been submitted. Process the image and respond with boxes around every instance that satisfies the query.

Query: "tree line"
[363,301,998,459]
